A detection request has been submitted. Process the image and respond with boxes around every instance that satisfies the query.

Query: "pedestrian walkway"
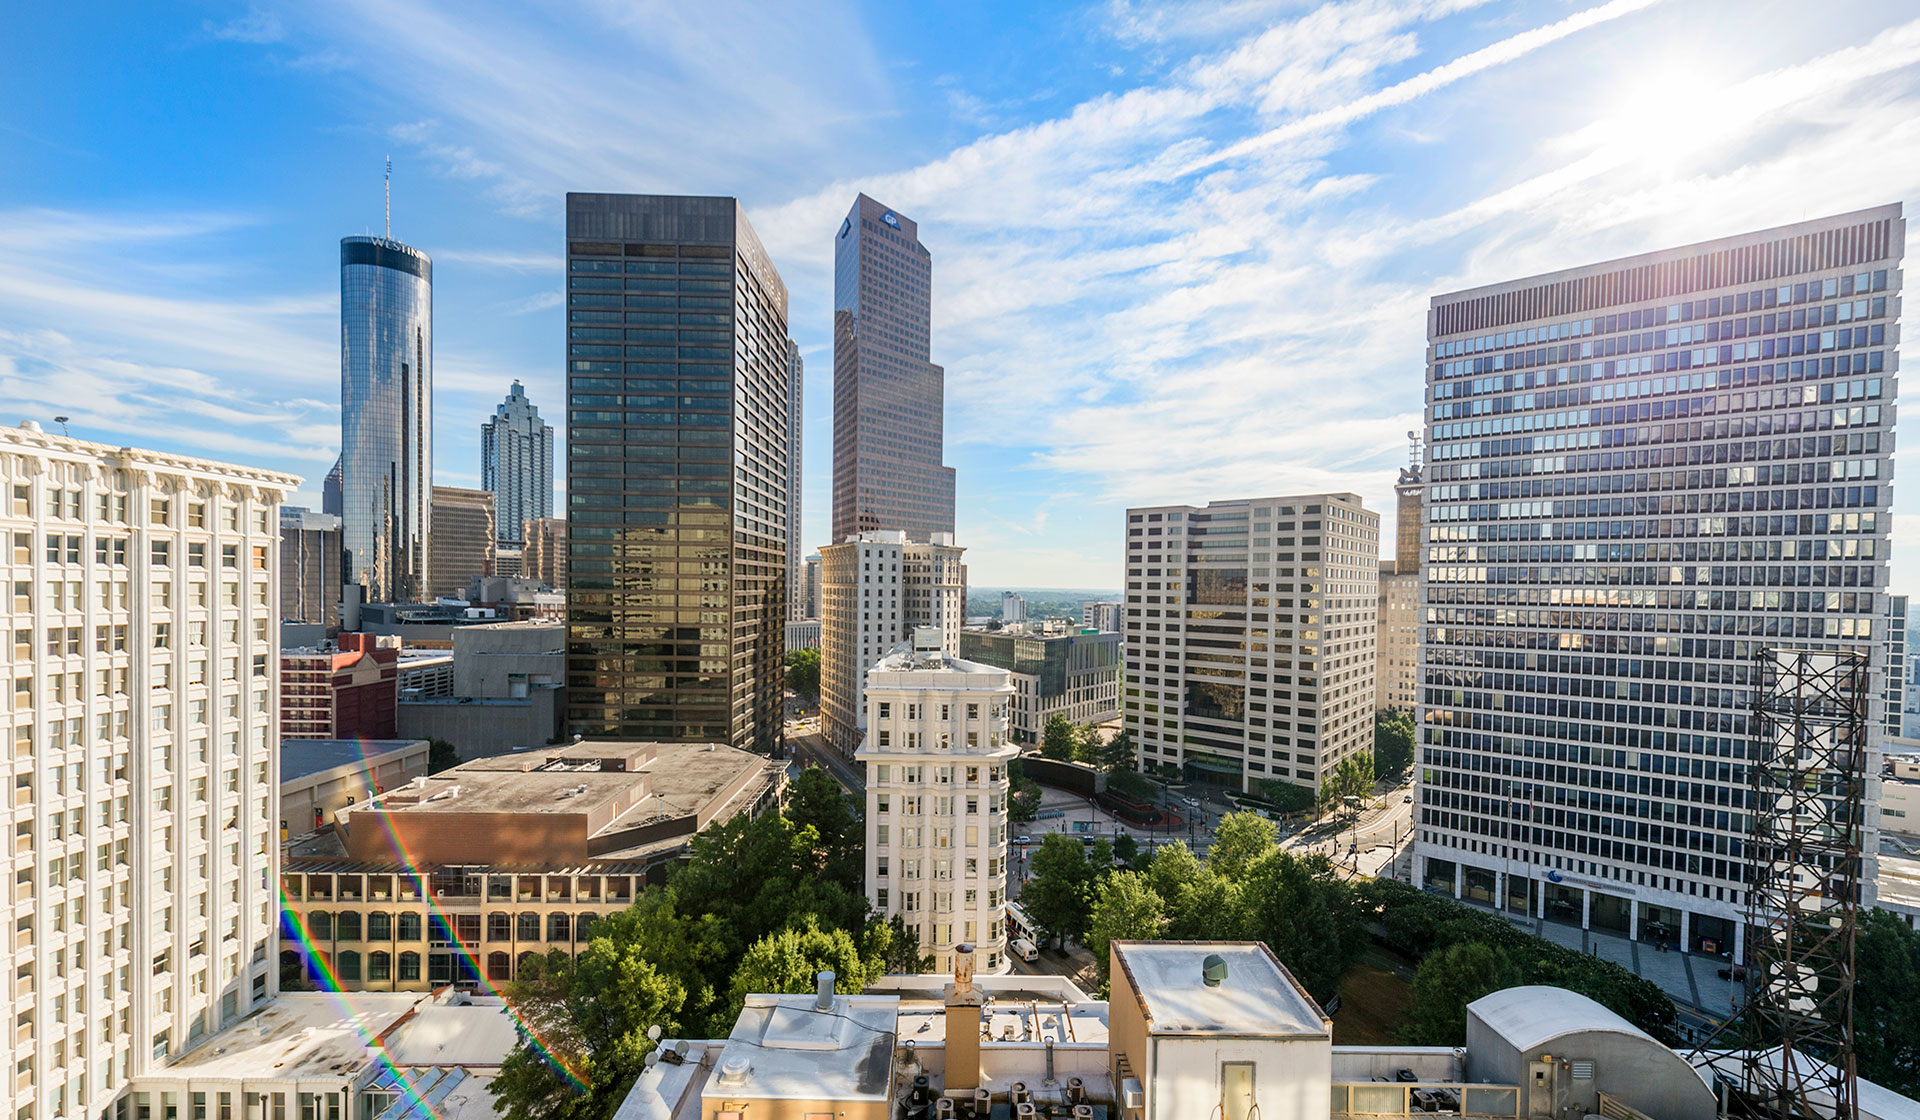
[1454,897,1740,1018]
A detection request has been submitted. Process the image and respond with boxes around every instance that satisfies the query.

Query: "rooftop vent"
[1202,953,1228,987]
[814,970,835,1011]
[716,1056,751,1086]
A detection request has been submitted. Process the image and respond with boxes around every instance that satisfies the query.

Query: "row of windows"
[298,909,601,943]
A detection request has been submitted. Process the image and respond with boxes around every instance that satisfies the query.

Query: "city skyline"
[9,4,1920,589]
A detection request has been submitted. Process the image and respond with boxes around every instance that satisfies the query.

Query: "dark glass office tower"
[832,194,956,542]
[340,235,432,603]
[564,194,792,753]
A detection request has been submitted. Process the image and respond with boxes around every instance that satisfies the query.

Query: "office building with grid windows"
[1122,494,1379,793]
[819,530,966,758]
[1416,205,1903,963]
[0,423,297,1119]
[339,236,432,604]
[832,194,956,543]
[563,194,792,754]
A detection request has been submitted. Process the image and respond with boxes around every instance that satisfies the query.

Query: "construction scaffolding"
[1719,649,1869,1120]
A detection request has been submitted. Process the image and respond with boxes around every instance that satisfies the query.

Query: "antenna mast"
[384,155,391,240]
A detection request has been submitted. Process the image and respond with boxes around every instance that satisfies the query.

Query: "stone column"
[1680,909,1692,953]
[1495,870,1507,912]
[1453,861,1464,900]
[1581,888,1592,931]
[1629,900,1640,941]
[1535,879,1546,920]
[1732,924,1745,967]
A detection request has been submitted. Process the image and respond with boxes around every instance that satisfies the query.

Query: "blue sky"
[5,0,1920,591]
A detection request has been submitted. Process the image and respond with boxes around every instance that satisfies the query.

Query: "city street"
[783,715,864,793]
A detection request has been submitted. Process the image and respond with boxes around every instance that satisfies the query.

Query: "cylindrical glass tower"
[339,235,432,603]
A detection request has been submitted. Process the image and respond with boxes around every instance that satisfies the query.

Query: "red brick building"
[282,633,401,740]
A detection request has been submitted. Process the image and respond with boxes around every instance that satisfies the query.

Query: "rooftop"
[1468,986,1645,1051]
[710,993,898,1103]
[1113,940,1328,1037]
[158,990,515,1082]
[281,739,429,783]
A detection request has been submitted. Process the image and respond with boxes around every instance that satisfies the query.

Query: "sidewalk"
[1455,897,1739,1019]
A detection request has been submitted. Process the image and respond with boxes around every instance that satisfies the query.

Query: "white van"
[1011,937,1040,962]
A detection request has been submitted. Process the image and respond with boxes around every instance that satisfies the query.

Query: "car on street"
[1014,836,1032,845]
[1404,794,1413,802]
[1182,796,1201,807]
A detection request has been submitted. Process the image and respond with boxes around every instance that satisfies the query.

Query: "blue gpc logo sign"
[1546,870,1565,883]
[881,211,901,229]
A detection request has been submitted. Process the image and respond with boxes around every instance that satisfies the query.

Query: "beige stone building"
[1123,493,1379,792]
[1375,464,1423,711]
[279,740,781,990]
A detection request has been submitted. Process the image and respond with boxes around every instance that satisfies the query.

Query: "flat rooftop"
[158,990,514,1081]
[1114,941,1328,1038]
[282,739,429,782]
[391,742,765,821]
[712,994,898,1103]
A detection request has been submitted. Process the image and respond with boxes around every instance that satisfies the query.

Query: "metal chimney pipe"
[815,970,835,1011]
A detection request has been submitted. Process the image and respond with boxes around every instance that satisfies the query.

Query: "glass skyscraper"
[832,193,955,543]
[339,235,432,603]
[564,194,792,753]
[1416,205,1903,963]
[481,379,555,544]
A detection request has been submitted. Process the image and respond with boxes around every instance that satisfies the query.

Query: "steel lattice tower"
[1724,649,1868,1120]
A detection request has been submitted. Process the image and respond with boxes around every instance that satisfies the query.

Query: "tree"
[1317,752,1375,817]
[1086,872,1166,994]
[1400,941,1522,1045]
[783,648,820,703]
[1024,833,1099,943]
[784,768,862,889]
[1073,725,1103,765]
[1856,909,1920,1095]
[427,738,461,774]
[1374,710,1415,783]
[1234,852,1365,1001]
[728,918,876,1014]
[1208,811,1277,879]
[1111,833,1139,869]
[1095,728,1136,774]
[1041,714,1077,762]
[1254,779,1314,814]
[491,943,687,1120]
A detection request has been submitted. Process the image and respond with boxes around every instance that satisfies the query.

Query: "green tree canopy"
[783,648,820,702]
[728,918,876,1014]
[783,768,863,887]
[1096,728,1136,773]
[1024,833,1100,942]
[1400,941,1523,1045]
[1856,909,1920,1096]
[1087,872,1166,995]
[1208,811,1278,879]
[1374,710,1415,782]
[1041,713,1077,761]
[1232,852,1364,1001]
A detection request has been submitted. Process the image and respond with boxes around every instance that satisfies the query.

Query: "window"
[517,913,540,941]
[397,951,420,982]
[368,951,391,981]
[367,912,391,940]
[548,913,570,941]
[336,912,361,941]
[307,912,332,940]
[337,951,361,981]
[396,913,421,941]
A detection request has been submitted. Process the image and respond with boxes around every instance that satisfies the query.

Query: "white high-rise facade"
[0,423,297,1118]
[1417,206,1903,962]
[479,379,553,546]
[787,341,805,622]
[819,530,966,758]
[857,628,1016,975]
[1123,494,1379,793]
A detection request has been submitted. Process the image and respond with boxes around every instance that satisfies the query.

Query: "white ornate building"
[0,422,298,1118]
[857,628,1016,974]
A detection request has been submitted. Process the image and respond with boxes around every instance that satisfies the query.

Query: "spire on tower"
[384,155,391,241]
